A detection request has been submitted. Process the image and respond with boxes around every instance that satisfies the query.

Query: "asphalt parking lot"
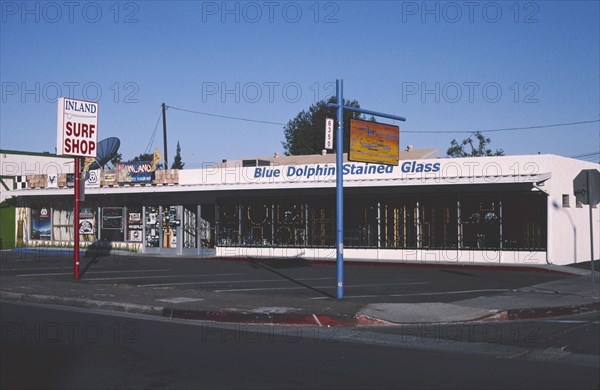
[1,250,575,304]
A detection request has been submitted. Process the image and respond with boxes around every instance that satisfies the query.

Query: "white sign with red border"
[57,97,98,158]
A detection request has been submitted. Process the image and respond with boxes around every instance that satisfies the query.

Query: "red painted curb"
[162,302,600,327]
[484,301,600,321]
[162,308,358,326]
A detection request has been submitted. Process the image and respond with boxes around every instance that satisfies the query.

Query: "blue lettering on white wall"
[400,161,440,173]
[253,161,440,181]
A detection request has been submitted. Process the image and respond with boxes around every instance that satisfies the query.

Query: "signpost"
[327,80,406,299]
[573,169,600,295]
[57,97,99,280]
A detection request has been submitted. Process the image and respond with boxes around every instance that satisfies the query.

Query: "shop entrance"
[144,205,180,255]
[143,204,216,256]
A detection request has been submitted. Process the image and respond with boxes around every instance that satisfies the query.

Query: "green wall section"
[0,204,16,249]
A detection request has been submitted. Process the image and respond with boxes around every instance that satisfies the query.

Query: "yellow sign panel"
[349,119,399,165]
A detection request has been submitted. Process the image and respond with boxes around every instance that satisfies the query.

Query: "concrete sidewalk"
[1,253,598,327]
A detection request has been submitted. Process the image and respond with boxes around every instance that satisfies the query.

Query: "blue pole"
[327,81,407,300]
[336,79,344,300]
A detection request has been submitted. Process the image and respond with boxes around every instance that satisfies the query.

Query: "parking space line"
[141,277,334,288]
[212,281,428,293]
[308,288,510,300]
[85,272,247,281]
[2,266,74,272]
[16,269,172,277]
[541,319,600,324]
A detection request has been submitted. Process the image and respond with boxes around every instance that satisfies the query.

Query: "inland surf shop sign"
[56,98,98,158]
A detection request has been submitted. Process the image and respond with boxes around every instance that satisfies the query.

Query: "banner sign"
[349,119,399,165]
[118,162,153,183]
[57,98,98,158]
[31,207,51,239]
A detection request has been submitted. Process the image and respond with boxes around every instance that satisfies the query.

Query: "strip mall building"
[4,149,599,266]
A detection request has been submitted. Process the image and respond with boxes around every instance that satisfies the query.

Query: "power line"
[144,110,163,154]
[167,105,286,126]
[406,120,600,134]
[164,104,599,134]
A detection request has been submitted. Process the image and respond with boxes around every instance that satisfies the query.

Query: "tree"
[282,96,364,156]
[446,131,504,157]
[131,152,164,169]
[132,153,153,162]
[171,141,185,169]
[109,152,122,168]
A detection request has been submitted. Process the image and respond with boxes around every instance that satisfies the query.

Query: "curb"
[0,291,164,316]
[484,301,600,321]
[161,308,359,326]
[2,290,599,327]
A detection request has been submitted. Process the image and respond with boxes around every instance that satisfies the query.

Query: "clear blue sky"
[1,0,599,167]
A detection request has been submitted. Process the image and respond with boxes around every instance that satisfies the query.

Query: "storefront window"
[381,198,417,249]
[274,202,306,247]
[210,191,546,252]
[460,196,500,250]
[52,209,74,241]
[503,193,546,250]
[127,208,143,243]
[420,197,458,249]
[240,202,272,246]
[217,202,240,246]
[345,199,378,248]
[161,206,179,249]
[183,206,197,248]
[307,199,335,247]
[145,206,160,248]
[101,207,124,242]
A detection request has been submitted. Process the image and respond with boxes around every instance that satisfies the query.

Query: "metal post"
[335,79,344,299]
[74,157,80,280]
[162,103,169,168]
[588,171,596,295]
[326,79,406,300]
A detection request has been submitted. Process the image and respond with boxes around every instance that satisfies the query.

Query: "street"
[1,301,598,390]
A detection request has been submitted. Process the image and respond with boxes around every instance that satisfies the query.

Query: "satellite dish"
[89,137,121,170]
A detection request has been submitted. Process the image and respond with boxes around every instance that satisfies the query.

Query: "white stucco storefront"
[7,153,599,266]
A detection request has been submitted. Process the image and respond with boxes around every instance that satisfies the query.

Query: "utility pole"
[162,103,168,168]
